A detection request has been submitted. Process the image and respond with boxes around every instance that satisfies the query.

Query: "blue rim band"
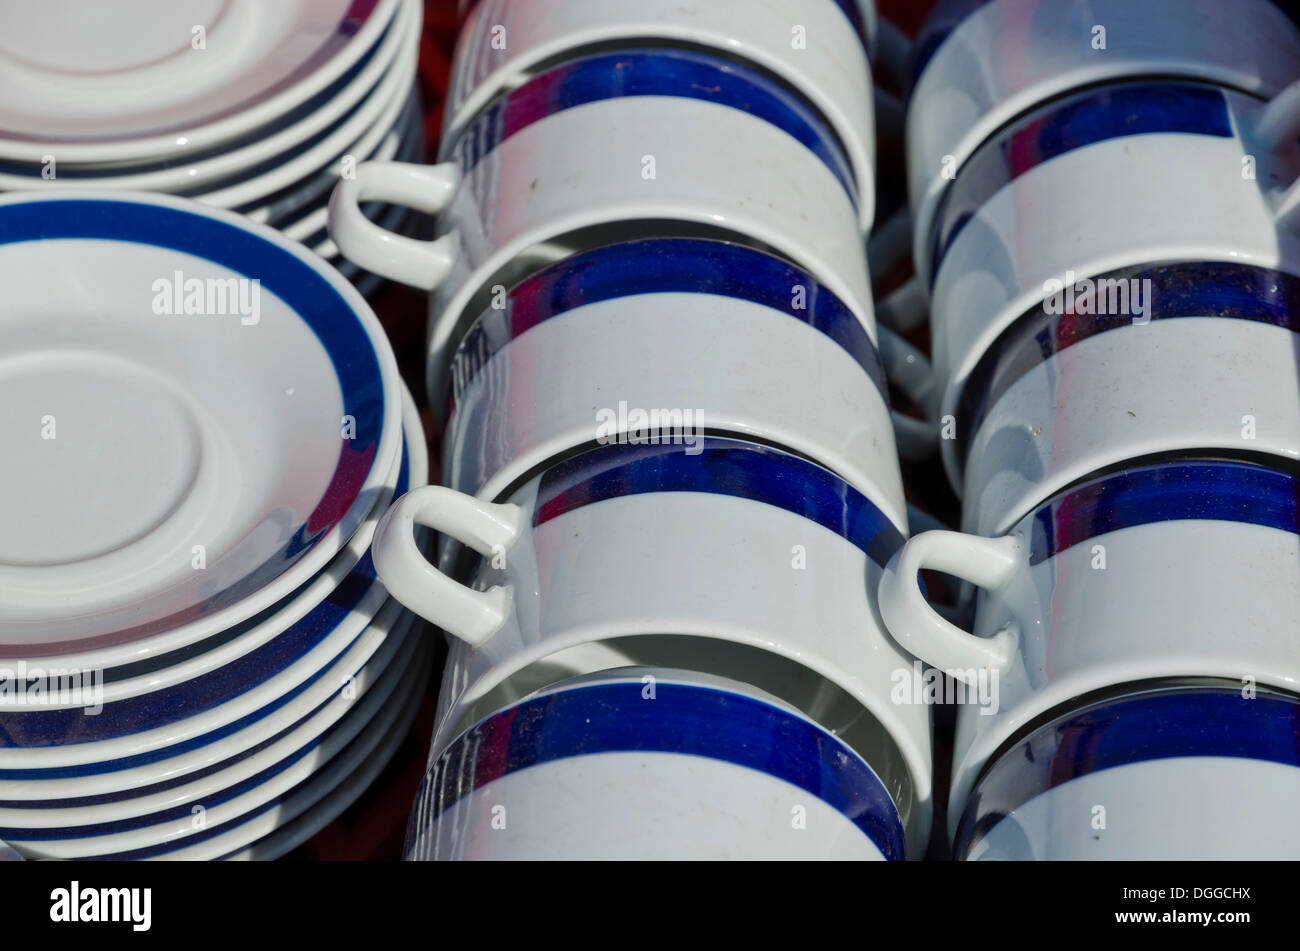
[0,198,387,655]
[449,238,886,411]
[454,48,858,203]
[954,685,1300,856]
[957,261,1300,460]
[420,680,906,859]
[531,438,905,568]
[928,81,1233,285]
[1026,459,1300,566]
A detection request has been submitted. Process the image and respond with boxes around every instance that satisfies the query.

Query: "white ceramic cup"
[877,458,1300,840]
[372,436,933,856]
[442,0,878,231]
[958,260,1300,534]
[407,667,906,860]
[444,236,906,530]
[907,0,1300,286]
[954,683,1300,860]
[928,80,1300,493]
[328,47,874,416]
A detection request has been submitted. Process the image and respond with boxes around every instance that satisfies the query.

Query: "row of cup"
[326,1,950,859]
[883,0,1300,856]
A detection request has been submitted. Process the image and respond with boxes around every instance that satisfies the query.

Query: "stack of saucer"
[0,192,428,860]
[0,0,426,296]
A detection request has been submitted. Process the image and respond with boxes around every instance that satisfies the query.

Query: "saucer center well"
[0,0,229,75]
[0,350,203,567]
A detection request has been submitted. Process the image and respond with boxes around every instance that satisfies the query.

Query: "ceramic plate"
[4,383,424,710]
[0,0,401,164]
[0,610,423,858]
[0,192,402,665]
[0,0,416,193]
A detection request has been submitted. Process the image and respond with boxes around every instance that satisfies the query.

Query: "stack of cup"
[882,0,1300,858]
[329,0,942,859]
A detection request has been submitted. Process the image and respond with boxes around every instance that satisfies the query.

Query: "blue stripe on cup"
[532,437,906,568]
[0,438,410,759]
[449,237,887,412]
[957,261,1300,463]
[954,684,1300,857]
[453,48,858,203]
[927,82,1233,284]
[0,198,388,656]
[421,680,906,860]
[1026,459,1300,566]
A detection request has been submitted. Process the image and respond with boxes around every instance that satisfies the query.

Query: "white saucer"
[191,5,420,211]
[0,609,424,858]
[0,191,403,666]
[3,382,424,710]
[0,0,401,165]
[0,0,416,193]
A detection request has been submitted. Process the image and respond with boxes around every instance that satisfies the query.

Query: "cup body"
[445,237,906,528]
[373,437,933,855]
[443,0,878,230]
[908,0,1300,285]
[946,460,1300,833]
[407,668,906,860]
[959,261,1300,534]
[956,685,1300,860]
[927,81,1300,491]
[428,48,874,408]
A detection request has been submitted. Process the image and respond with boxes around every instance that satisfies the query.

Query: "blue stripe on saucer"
[453,48,858,202]
[532,438,906,567]
[957,261,1300,461]
[927,82,1232,284]
[1026,460,1300,566]
[449,238,886,411]
[954,685,1300,857]
[422,680,906,859]
[0,198,387,655]
[0,438,410,761]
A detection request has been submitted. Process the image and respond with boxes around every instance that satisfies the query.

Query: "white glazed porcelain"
[877,459,1300,839]
[0,610,421,858]
[929,81,1300,493]
[0,393,425,773]
[959,262,1300,535]
[0,0,417,194]
[329,48,875,414]
[2,383,423,710]
[444,237,906,529]
[373,436,933,856]
[9,617,429,861]
[407,667,905,860]
[0,191,402,667]
[190,7,420,212]
[956,684,1300,860]
[443,0,877,230]
[907,0,1300,286]
[0,0,402,165]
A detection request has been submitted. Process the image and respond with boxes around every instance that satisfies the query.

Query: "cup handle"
[879,324,940,461]
[1252,79,1300,228]
[328,160,462,290]
[877,530,1024,681]
[371,486,524,647]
